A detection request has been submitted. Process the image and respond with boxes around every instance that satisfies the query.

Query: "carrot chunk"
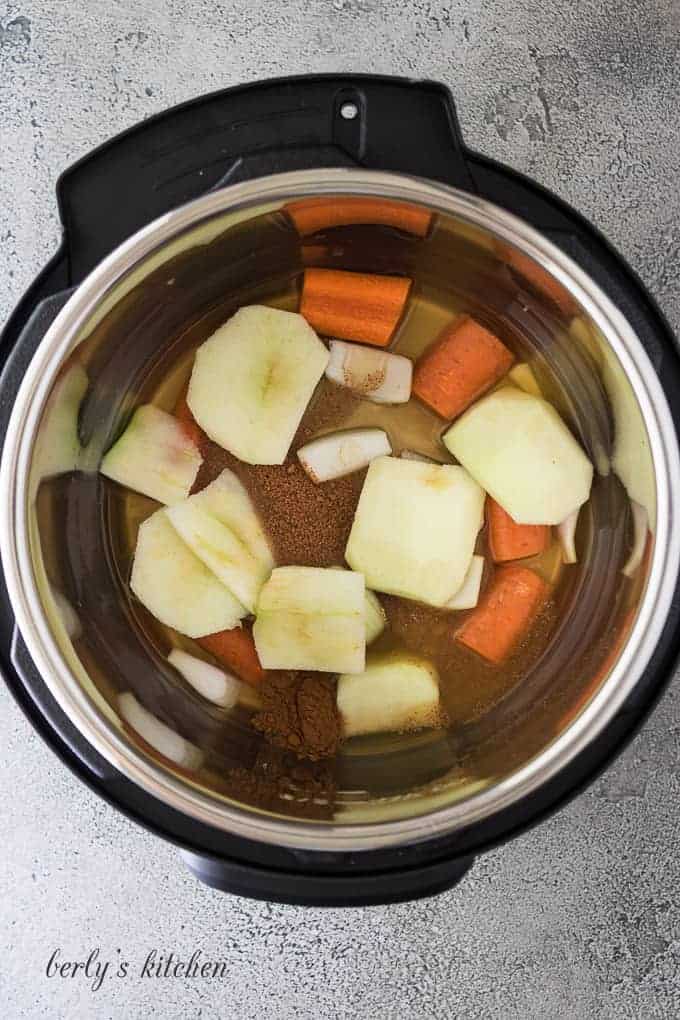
[286,197,432,238]
[487,497,550,563]
[301,268,412,347]
[456,564,549,664]
[197,626,265,687]
[413,315,514,419]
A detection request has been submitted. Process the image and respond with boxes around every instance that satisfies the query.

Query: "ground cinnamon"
[224,745,337,820]
[180,380,365,567]
[253,672,341,760]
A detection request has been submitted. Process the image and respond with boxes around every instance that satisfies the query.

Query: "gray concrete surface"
[1,1,680,1017]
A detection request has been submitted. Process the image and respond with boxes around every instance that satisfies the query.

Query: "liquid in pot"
[34,202,645,821]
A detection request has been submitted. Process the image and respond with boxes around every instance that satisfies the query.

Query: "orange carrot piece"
[457,565,549,664]
[301,268,412,347]
[198,626,265,687]
[413,315,514,419]
[286,197,432,238]
[487,497,550,563]
[497,242,577,317]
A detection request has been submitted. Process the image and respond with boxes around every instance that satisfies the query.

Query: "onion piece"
[446,555,485,610]
[168,648,241,708]
[557,509,579,564]
[297,428,391,483]
[622,501,648,578]
[118,692,203,769]
[326,340,412,404]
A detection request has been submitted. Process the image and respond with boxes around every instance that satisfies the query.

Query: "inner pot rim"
[2,167,678,852]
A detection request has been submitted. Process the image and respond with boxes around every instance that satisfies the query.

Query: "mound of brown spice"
[253,672,341,761]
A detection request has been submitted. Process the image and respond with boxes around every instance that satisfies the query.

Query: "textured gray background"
[1,1,680,1018]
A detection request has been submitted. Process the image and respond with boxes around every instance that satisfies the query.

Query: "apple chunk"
[192,469,274,572]
[337,652,443,737]
[329,567,387,643]
[166,469,274,612]
[34,362,89,482]
[446,555,484,610]
[364,589,387,644]
[253,566,365,673]
[130,508,246,638]
[345,456,485,606]
[101,404,202,505]
[187,305,329,465]
[443,388,593,525]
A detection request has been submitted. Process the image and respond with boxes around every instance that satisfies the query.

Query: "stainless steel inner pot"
[2,169,678,851]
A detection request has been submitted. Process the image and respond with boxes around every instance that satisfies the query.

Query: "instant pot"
[2,75,679,906]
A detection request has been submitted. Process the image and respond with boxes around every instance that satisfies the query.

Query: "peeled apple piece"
[326,340,413,404]
[601,342,656,526]
[168,649,241,709]
[345,456,485,607]
[364,589,387,644]
[443,389,593,526]
[34,362,89,482]
[192,469,274,574]
[446,555,484,610]
[253,566,366,673]
[130,508,246,638]
[101,404,202,505]
[187,305,329,465]
[297,428,391,483]
[337,652,442,737]
[328,566,387,643]
[165,499,262,613]
[168,470,274,630]
[118,692,203,769]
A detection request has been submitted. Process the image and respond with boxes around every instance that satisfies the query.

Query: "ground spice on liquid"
[250,461,364,566]
[224,745,337,820]
[253,672,341,760]
[189,381,366,567]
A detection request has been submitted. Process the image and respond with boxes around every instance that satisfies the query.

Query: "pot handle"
[54,74,478,282]
[179,847,475,907]
[214,75,477,191]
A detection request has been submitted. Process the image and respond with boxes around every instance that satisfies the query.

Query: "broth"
[37,208,637,818]
[107,279,579,768]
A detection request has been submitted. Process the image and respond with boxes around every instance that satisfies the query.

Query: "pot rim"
[2,168,678,851]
